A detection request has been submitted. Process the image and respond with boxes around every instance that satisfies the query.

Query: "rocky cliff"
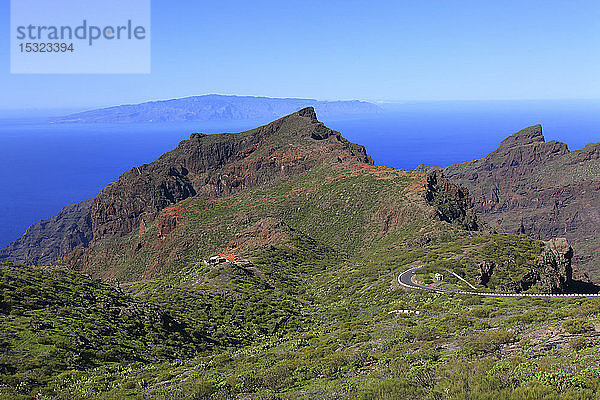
[0,199,93,266]
[424,170,480,231]
[535,238,574,292]
[488,238,574,294]
[427,125,600,281]
[91,107,373,241]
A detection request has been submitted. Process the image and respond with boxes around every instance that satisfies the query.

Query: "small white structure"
[203,254,253,268]
[434,273,444,281]
[209,256,227,264]
[389,309,421,315]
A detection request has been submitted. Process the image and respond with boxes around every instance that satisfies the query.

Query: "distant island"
[51,94,382,123]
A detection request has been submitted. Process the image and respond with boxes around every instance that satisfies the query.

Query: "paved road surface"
[398,266,600,298]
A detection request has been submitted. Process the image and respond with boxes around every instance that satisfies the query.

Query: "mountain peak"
[294,106,318,122]
[2,109,373,266]
[87,109,372,242]
[498,124,545,149]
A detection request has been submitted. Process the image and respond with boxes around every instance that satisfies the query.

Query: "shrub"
[182,379,219,400]
[471,307,491,318]
[463,330,516,357]
[461,295,482,306]
[562,319,593,334]
[569,337,590,352]
[357,377,424,400]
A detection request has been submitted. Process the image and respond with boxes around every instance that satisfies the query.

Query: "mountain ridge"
[1,107,373,266]
[2,114,597,287]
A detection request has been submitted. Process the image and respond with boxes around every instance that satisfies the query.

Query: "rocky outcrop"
[0,199,93,266]
[477,261,495,286]
[1,108,373,266]
[497,238,573,294]
[534,238,573,293]
[424,170,480,231]
[427,125,600,281]
[500,269,541,293]
[440,125,570,214]
[497,124,546,149]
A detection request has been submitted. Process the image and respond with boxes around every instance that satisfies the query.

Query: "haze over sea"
[1,99,599,249]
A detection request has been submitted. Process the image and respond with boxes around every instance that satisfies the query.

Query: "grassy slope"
[0,263,206,397]
[0,262,308,399]
[14,261,600,399]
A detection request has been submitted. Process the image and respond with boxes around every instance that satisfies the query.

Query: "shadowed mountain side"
[419,125,600,281]
[0,199,93,266]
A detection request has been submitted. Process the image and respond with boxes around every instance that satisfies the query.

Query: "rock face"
[497,124,546,149]
[424,170,480,231]
[1,108,373,265]
[478,261,495,286]
[535,238,573,293]
[496,238,573,294]
[430,125,600,280]
[0,199,93,266]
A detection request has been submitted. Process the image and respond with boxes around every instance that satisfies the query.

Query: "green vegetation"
[562,319,594,335]
[0,260,312,398]
[5,273,599,399]
[0,263,206,396]
[4,243,600,400]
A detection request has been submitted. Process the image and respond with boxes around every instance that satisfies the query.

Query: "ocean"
[1,100,599,248]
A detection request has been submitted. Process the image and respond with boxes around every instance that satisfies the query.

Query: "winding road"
[398,266,600,298]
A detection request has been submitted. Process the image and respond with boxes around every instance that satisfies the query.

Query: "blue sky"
[2,0,599,110]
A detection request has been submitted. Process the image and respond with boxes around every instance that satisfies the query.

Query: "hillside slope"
[0,199,93,266]
[53,111,569,298]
